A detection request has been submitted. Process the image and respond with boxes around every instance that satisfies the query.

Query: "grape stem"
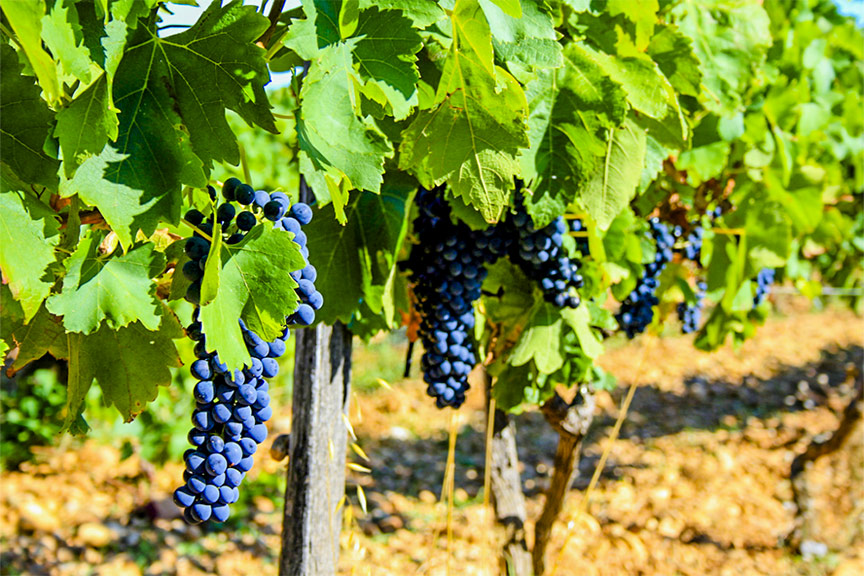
[181,219,213,242]
[712,227,746,236]
[0,22,22,49]
[238,142,252,187]
[264,26,293,61]
[257,0,286,48]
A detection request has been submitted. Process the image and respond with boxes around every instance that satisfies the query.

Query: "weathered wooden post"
[484,369,532,576]
[279,322,352,576]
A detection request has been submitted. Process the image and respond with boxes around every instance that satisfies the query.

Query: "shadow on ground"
[360,345,863,499]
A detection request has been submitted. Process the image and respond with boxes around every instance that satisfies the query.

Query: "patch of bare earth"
[1,306,861,576]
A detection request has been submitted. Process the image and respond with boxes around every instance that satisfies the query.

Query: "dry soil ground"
[1,305,862,576]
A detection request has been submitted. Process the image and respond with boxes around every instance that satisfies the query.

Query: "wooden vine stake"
[279,181,353,576]
[279,322,352,576]
[483,368,532,576]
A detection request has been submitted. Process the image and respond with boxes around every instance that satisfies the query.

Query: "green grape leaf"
[306,180,414,325]
[41,0,96,85]
[672,0,771,116]
[358,0,444,28]
[199,225,305,371]
[352,7,423,120]
[312,0,342,46]
[65,311,183,428]
[339,0,360,38]
[639,134,667,193]
[3,303,69,373]
[488,0,522,18]
[297,41,394,199]
[46,233,165,334]
[102,0,154,112]
[490,362,534,413]
[55,76,118,177]
[1,1,61,105]
[587,47,686,142]
[106,1,277,230]
[520,44,628,227]
[677,141,730,186]
[647,24,702,98]
[745,201,790,269]
[106,25,205,233]
[200,221,223,306]
[399,0,529,223]
[480,0,563,70]
[482,259,537,345]
[57,1,148,176]
[774,187,822,235]
[0,284,23,359]
[510,303,565,374]
[0,44,60,190]
[283,3,319,59]
[0,189,60,321]
[167,239,193,302]
[288,0,358,51]
[561,305,603,359]
[152,0,277,169]
[59,146,153,250]
[580,118,646,230]
[607,0,658,51]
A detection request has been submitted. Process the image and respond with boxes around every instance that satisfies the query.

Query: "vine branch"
[257,0,286,48]
[533,389,596,576]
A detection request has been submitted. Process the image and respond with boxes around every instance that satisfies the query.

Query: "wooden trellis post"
[279,322,353,576]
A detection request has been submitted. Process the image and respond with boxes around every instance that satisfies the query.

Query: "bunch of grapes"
[616,218,675,338]
[404,189,587,408]
[404,189,490,408]
[677,281,707,333]
[753,268,775,307]
[506,199,584,308]
[173,178,322,524]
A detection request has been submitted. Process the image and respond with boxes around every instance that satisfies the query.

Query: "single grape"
[236,211,257,231]
[217,203,236,224]
[234,184,255,205]
[185,209,205,226]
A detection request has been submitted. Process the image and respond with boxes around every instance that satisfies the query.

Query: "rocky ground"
[1,304,862,576]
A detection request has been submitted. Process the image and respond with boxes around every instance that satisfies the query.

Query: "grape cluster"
[404,189,489,408]
[753,268,775,307]
[507,199,583,308]
[404,189,586,408]
[677,281,706,333]
[616,219,675,338]
[173,178,322,523]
